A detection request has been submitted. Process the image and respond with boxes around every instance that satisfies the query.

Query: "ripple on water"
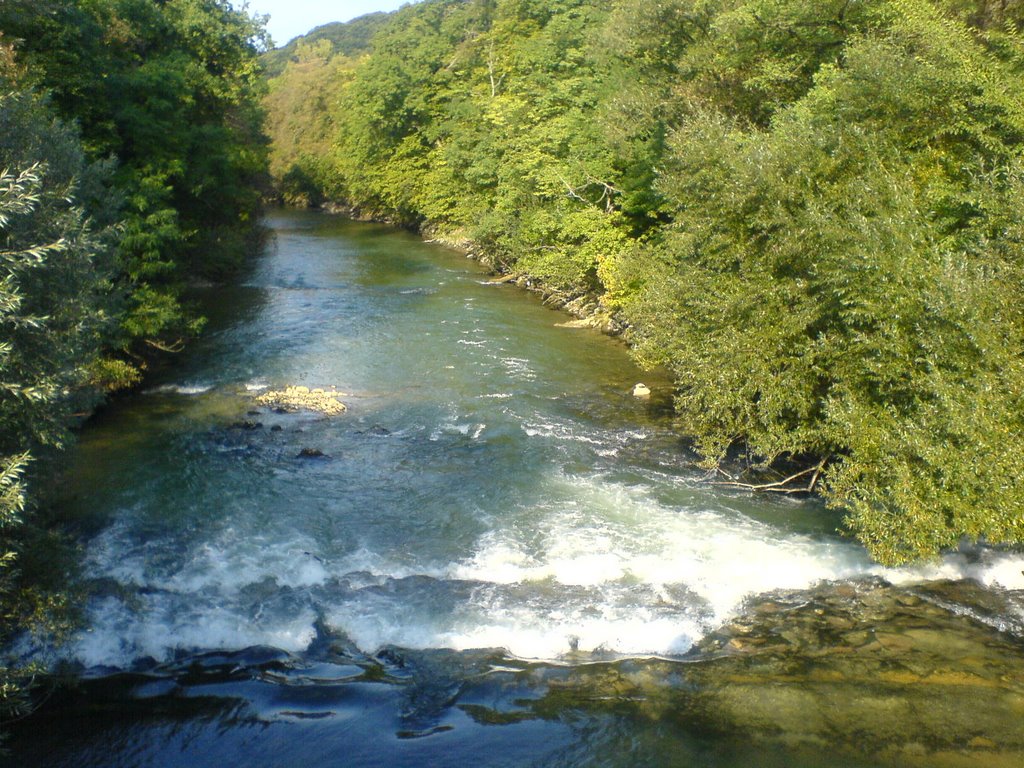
[59,466,1024,667]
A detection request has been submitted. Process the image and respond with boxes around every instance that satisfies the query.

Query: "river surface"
[8,210,1024,767]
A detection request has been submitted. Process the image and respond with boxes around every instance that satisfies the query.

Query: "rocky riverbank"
[688,578,1024,762]
[421,225,624,335]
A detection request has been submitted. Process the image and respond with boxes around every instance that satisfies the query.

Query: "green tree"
[0,77,114,728]
[263,39,364,206]
[618,0,1024,563]
[1,0,270,370]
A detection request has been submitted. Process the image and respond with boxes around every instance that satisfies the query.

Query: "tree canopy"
[264,0,1024,565]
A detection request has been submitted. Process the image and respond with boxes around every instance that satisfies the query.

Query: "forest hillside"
[263,0,1024,566]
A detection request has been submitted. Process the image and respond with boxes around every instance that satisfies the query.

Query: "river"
[8,209,1024,767]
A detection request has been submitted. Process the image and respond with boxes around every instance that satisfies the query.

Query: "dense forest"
[264,0,1024,567]
[0,0,268,722]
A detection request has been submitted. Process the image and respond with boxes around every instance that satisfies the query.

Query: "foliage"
[1,0,270,368]
[263,0,1024,565]
[0,97,114,458]
[619,0,1024,562]
[0,453,30,723]
[0,0,270,728]
[262,39,363,206]
[0,80,112,728]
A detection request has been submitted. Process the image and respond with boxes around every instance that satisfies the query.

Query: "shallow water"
[8,209,1024,767]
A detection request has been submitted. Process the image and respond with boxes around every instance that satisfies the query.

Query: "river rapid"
[8,210,1024,767]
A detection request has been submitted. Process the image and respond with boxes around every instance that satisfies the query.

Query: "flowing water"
[8,210,1024,767]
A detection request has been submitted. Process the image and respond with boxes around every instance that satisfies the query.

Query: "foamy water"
[143,383,214,395]
[62,464,1024,668]
[46,210,1024,672]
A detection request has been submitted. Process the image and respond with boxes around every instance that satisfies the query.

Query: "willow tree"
[0,80,113,726]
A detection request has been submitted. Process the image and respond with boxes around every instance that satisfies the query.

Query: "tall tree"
[1,0,270,371]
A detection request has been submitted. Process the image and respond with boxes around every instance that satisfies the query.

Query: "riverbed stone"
[481,578,1024,765]
[229,419,262,430]
[682,579,1024,757]
[255,385,347,415]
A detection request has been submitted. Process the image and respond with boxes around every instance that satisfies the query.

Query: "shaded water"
[8,210,1024,767]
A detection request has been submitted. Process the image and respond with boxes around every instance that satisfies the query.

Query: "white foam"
[86,524,333,593]
[437,474,1024,657]
[974,555,1024,590]
[165,540,330,593]
[332,547,449,583]
[73,596,318,669]
[441,611,700,659]
[66,470,1024,667]
[143,383,214,395]
[884,549,1024,590]
[523,421,605,446]
[501,357,536,381]
[428,402,486,441]
[520,419,649,455]
[450,480,862,624]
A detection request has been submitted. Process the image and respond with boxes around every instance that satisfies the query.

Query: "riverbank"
[425,227,623,335]
[316,201,623,335]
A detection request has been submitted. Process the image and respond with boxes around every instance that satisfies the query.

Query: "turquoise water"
[9,209,1024,767]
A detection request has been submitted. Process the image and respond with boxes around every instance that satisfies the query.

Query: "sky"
[243,1,413,47]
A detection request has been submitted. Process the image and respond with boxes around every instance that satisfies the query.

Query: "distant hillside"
[262,12,390,78]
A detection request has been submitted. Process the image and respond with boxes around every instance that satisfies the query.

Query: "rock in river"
[255,385,347,416]
[461,578,1024,766]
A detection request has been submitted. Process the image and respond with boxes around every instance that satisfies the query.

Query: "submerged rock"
[228,420,263,430]
[255,385,347,416]
[355,425,391,437]
[462,578,1024,766]
[555,315,614,331]
[679,579,1024,762]
[297,447,326,458]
